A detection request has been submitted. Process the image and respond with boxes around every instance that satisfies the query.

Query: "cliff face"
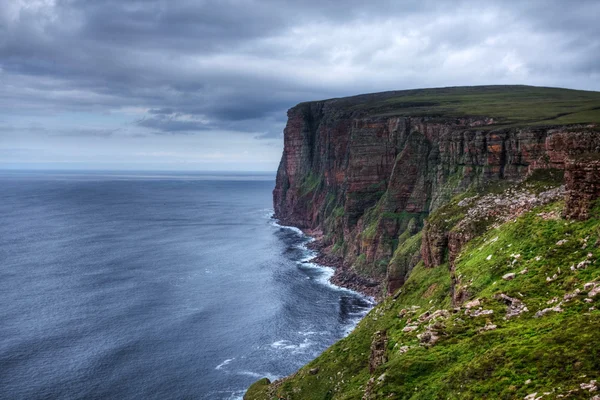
[249,86,600,400]
[273,87,600,297]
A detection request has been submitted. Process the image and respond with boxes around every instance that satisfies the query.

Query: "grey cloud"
[148,108,176,115]
[136,115,211,133]
[57,128,122,138]
[1,0,599,142]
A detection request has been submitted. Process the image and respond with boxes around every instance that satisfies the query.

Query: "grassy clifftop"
[304,85,600,127]
[265,86,600,399]
[248,177,600,399]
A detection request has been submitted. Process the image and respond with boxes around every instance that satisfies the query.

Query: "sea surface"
[0,171,372,399]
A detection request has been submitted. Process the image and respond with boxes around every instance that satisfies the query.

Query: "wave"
[269,214,376,296]
[270,220,304,236]
[268,214,374,339]
[206,389,246,400]
[270,338,313,354]
[298,330,328,336]
[215,358,235,370]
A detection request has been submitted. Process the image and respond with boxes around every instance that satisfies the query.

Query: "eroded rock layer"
[273,90,600,297]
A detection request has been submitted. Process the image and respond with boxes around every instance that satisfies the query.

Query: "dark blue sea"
[0,171,372,400]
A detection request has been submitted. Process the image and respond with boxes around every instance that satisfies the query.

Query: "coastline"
[304,237,382,301]
[272,216,381,303]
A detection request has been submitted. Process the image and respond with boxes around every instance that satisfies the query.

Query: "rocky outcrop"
[273,89,600,298]
[368,330,388,373]
[563,159,600,220]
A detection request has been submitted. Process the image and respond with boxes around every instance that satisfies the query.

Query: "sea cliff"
[249,86,600,399]
[273,86,600,299]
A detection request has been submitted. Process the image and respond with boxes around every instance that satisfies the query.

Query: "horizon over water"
[0,170,372,399]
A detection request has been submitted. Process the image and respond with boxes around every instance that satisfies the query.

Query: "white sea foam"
[270,338,313,354]
[261,209,275,219]
[208,389,249,400]
[272,223,304,236]
[299,331,327,336]
[215,358,234,370]
[226,392,244,400]
[209,390,245,400]
[269,215,306,237]
[268,214,376,334]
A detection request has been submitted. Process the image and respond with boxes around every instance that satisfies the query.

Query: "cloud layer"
[1,0,599,170]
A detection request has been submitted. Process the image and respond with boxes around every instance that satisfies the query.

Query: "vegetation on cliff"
[260,86,600,399]
[274,85,600,299]
[248,182,600,399]
[342,85,600,127]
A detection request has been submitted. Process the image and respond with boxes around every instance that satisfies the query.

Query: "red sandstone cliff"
[273,86,600,298]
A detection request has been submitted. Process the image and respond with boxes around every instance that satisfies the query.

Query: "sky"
[1,0,599,171]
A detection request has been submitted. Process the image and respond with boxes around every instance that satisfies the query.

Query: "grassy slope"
[319,85,600,127]
[247,195,600,399]
[246,86,600,399]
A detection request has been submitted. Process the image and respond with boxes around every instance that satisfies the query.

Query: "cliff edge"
[250,85,600,399]
[273,85,600,298]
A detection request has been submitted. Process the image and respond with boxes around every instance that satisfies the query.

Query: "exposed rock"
[466,308,494,317]
[495,293,529,319]
[243,378,272,400]
[478,322,498,332]
[563,159,600,220]
[584,282,597,291]
[525,393,542,400]
[464,299,481,309]
[417,330,439,345]
[309,368,319,375]
[425,185,565,306]
[564,289,581,301]
[329,266,382,299]
[363,377,376,400]
[503,273,516,281]
[417,311,431,322]
[368,331,388,374]
[534,303,564,318]
[419,309,450,322]
[574,259,592,270]
[273,93,599,294]
[580,380,598,392]
[258,88,600,400]
[589,286,600,298]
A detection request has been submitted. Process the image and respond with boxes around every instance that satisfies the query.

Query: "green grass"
[247,85,600,399]
[247,193,600,399]
[300,172,322,196]
[303,85,600,128]
[455,200,600,309]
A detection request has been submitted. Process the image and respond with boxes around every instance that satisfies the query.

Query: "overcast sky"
[1,0,599,171]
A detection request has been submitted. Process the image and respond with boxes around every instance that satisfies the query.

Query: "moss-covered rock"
[244,378,271,400]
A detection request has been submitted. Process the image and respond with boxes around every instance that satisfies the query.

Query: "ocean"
[0,171,372,399]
